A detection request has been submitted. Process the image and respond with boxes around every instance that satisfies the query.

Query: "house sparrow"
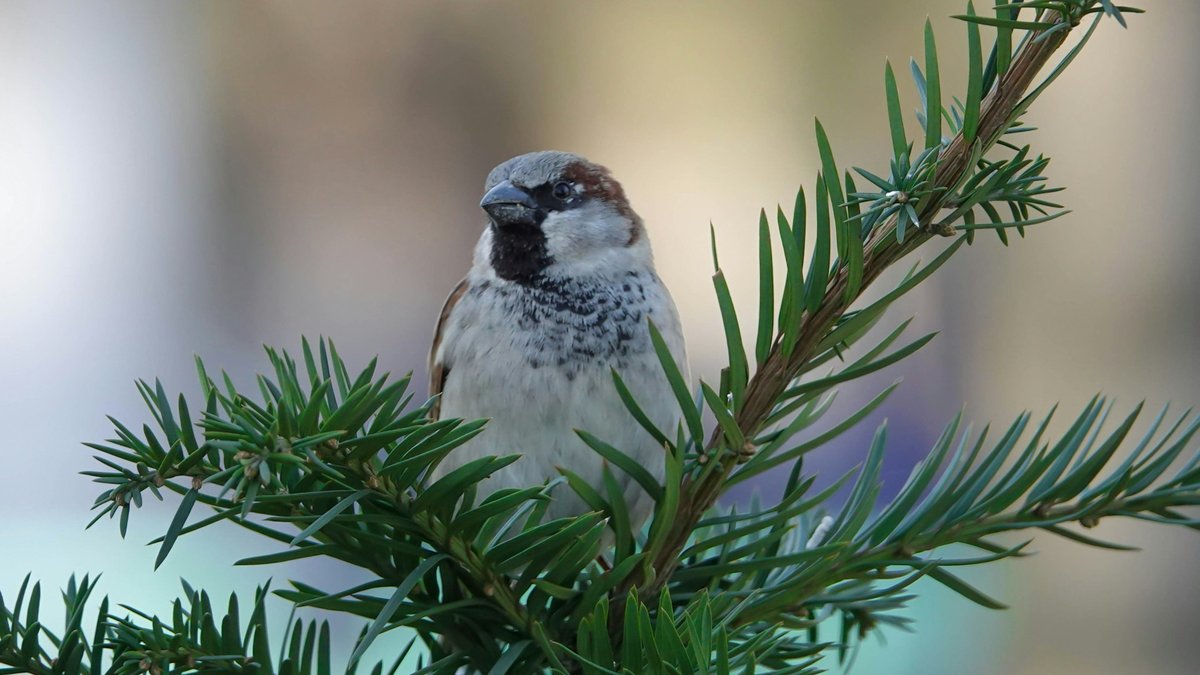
[428,151,688,527]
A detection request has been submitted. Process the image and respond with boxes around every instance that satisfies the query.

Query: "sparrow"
[428,151,688,527]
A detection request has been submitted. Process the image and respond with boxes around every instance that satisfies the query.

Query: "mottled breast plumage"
[466,271,659,378]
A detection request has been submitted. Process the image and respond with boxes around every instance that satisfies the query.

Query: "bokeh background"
[2,1,1198,673]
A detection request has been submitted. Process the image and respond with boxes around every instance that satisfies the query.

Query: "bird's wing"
[428,278,469,421]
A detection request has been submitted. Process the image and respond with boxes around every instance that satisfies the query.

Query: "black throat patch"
[489,222,552,284]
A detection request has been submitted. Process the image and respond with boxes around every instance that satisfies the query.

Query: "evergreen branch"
[671,399,1200,637]
[0,576,435,674]
[615,1,1128,632]
[79,340,637,671]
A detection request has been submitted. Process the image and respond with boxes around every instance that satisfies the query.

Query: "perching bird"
[428,151,688,526]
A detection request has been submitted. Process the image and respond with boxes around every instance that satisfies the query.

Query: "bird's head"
[477,151,648,283]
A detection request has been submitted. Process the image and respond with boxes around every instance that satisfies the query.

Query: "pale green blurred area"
[1,1,1198,673]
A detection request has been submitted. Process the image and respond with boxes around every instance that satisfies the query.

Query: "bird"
[428,150,688,527]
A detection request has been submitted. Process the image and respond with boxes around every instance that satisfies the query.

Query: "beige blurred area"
[1,1,1197,673]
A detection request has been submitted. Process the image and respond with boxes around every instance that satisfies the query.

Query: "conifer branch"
[617,2,1114,623]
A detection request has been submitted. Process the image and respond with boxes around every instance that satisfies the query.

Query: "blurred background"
[2,1,1198,673]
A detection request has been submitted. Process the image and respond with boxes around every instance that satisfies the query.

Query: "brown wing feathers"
[428,279,469,420]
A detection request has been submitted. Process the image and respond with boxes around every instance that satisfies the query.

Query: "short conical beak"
[480,180,539,228]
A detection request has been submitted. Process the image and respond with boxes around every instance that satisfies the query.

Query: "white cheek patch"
[541,201,629,264]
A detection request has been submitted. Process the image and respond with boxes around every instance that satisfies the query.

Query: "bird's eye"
[552,182,573,200]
